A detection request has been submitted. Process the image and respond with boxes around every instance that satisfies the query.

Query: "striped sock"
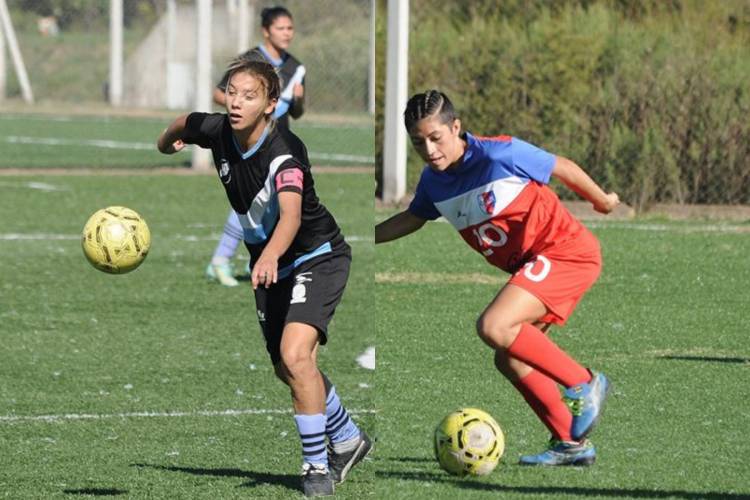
[326,386,360,445]
[294,414,328,466]
[212,211,243,260]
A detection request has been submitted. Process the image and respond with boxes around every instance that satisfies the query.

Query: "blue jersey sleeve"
[512,138,556,184]
[408,172,441,221]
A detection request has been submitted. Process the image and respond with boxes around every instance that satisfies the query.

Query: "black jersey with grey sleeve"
[181,112,344,277]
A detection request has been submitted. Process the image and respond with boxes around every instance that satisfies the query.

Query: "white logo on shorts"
[290,272,312,304]
[257,309,265,322]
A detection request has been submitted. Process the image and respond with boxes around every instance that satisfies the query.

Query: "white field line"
[3,135,374,164]
[0,407,376,424]
[0,233,372,243]
[0,114,373,130]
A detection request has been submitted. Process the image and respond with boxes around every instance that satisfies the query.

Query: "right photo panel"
[375,1,750,498]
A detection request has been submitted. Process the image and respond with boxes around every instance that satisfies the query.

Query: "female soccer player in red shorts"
[376,90,620,466]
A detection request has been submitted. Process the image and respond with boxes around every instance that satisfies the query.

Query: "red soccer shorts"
[508,231,602,326]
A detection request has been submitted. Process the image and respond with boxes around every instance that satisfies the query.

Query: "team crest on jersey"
[219,159,231,184]
[478,191,496,215]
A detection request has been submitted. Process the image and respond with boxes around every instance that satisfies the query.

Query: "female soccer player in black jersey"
[157,58,370,497]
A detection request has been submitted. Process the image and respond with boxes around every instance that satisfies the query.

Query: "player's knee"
[476,314,519,348]
[279,344,315,378]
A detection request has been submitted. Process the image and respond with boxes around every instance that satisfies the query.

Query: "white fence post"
[192,0,213,171]
[382,0,409,203]
[109,0,124,106]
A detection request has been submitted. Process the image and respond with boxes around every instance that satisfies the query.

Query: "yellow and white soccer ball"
[434,407,504,476]
[81,206,150,274]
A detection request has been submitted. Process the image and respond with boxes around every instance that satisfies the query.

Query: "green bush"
[376,0,750,208]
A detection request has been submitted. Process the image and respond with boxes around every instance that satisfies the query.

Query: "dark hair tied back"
[404,90,456,131]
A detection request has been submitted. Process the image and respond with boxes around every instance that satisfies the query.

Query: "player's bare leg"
[280,322,326,413]
[279,322,333,496]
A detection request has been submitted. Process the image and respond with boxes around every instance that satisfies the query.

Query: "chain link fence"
[2,0,372,117]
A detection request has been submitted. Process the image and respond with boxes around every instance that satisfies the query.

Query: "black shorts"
[253,248,351,365]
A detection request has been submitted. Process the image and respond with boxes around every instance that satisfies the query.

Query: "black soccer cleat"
[301,462,334,497]
[328,431,373,484]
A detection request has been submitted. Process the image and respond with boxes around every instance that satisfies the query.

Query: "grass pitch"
[0,173,374,499]
[375,214,750,499]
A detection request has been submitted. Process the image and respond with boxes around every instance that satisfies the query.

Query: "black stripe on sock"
[304,445,327,456]
[328,416,351,436]
[299,431,326,439]
[326,407,346,429]
[302,439,326,449]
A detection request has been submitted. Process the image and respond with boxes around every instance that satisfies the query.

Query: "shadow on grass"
[377,469,749,499]
[657,355,750,364]
[131,463,299,492]
[63,488,127,496]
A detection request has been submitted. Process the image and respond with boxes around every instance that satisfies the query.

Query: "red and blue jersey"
[408,132,592,274]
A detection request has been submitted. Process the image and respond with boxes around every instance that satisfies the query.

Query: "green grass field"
[0,113,373,169]
[0,172,374,499]
[375,213,750,499]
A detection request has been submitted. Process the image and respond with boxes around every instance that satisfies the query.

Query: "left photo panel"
[0,1,375,498]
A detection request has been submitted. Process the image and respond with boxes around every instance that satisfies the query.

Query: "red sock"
[507,323,591,388]
[513,370,572,441]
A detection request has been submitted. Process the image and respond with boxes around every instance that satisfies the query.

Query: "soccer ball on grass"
[81,206,150,274]
[434,407,504,476]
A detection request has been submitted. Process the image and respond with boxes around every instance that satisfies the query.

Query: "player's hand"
[594,192,620,214]
[251,255,278,290]
[170,139,186,153]
[293,83,304,99]
[158,138,185,155]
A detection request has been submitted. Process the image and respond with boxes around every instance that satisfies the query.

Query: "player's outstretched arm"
[375,210,427,244]
[251,191,302,289]
[157,114,189,154]
[551,156,620,214]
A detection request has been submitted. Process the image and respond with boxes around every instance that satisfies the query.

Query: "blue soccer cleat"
[519,438,595,466]
[563,371,610,440]
[205,262,239,287]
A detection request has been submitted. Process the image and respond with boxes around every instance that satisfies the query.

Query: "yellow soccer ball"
[81,206,150,274]
[434,407,505,476]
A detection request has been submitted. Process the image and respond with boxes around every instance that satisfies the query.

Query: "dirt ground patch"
[377,196,750,221]
[375,272,502,285]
